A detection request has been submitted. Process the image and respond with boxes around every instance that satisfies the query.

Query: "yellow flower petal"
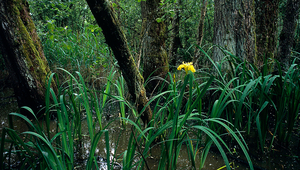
[188,65,196,72]
[177,62,196,74]
[177,64,184,70]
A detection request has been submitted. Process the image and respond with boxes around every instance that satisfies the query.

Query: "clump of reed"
[196,46,300,152]
[0,63,254,169]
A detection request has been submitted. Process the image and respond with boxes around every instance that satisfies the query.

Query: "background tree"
[85,0,152,125]
[255,0,279,70]
[140,0,169,92]
[0,0,56,115]
[277,0,300,71]
[168,0,182,71]
[213,0,256,66]
[193,0,208,68]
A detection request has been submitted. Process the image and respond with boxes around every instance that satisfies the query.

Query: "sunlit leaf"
[156,18,162,23]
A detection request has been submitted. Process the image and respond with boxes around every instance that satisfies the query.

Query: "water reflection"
[75,117,243,170]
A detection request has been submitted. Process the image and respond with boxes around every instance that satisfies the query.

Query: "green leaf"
[156,18,162,23]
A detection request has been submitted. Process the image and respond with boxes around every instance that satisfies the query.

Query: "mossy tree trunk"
[141,0,169,92]
[85,0,152,125]
[255,0,279,71]
[0,0,56,115]
[277,0,300,71]
[213,0,256,67]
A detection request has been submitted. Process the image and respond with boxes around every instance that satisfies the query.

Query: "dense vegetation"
[1,0,300,169]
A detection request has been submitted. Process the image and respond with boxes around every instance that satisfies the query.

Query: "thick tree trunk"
[193,0,208,68]
[242,0,256,64]
[255,0,279,71]
[213,0,236,64]
[85,0,152,125]
[0,0,56,115]
[141,0,169,92]
[168,0,182,71]
[213,0,256,67]
[277,0,300,71]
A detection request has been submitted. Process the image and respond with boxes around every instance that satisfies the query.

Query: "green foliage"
[3,107,66,169]
[25,0,217,70]
[122,68,253,169]
[2,0,299,169]
[293,19,300,55]
[1,66,255,169]
[9,44,300,169]
[28,0,94,31]
[27,0,112,83]
[196,45,300,152]
[179,0,214,49]
[115,75,127,123]
[42,21,109,69]
[0,68,117,169]
[113,0,142,53]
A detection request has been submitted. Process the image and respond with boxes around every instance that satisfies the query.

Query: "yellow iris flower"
[177,62,196,74]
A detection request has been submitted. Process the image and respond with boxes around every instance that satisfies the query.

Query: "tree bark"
[255,0,279,71]
[193,0,208,68]
[0,0,56,116]
[168,0,182,71]
[140,0,169,92]
[213,0,236,64]
[85,0,152,125]
[213,0,256,67]
[277,0,300,71]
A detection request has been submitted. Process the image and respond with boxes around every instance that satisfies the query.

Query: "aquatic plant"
[121,67,253,170]
[0,66,254,170]
[196,45,300,151]
[4,46,300,169]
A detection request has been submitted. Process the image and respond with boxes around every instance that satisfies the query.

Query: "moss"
[13,0,52,94]
[143,14,169,78]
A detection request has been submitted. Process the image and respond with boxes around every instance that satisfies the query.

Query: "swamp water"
[1,88,299,169]
[0,107,235,169]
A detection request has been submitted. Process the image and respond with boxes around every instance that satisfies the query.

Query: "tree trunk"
[168,0,182,71]
[213,0,256,68]
[229,0,257,64]
[85,0,152,125]
[277,0,300,71]
[213,0,236,64]
[0,0,56,116]
[141,0,169,92]
[255,0,279,71]
[193,0,208,68]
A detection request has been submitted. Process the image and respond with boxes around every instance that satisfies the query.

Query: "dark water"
[76,117,245,170]
[78,118,300,170]
[1,88,299,169]
[0,101,243,169]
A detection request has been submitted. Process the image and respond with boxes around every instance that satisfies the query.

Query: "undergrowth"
[1,45,300,170]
